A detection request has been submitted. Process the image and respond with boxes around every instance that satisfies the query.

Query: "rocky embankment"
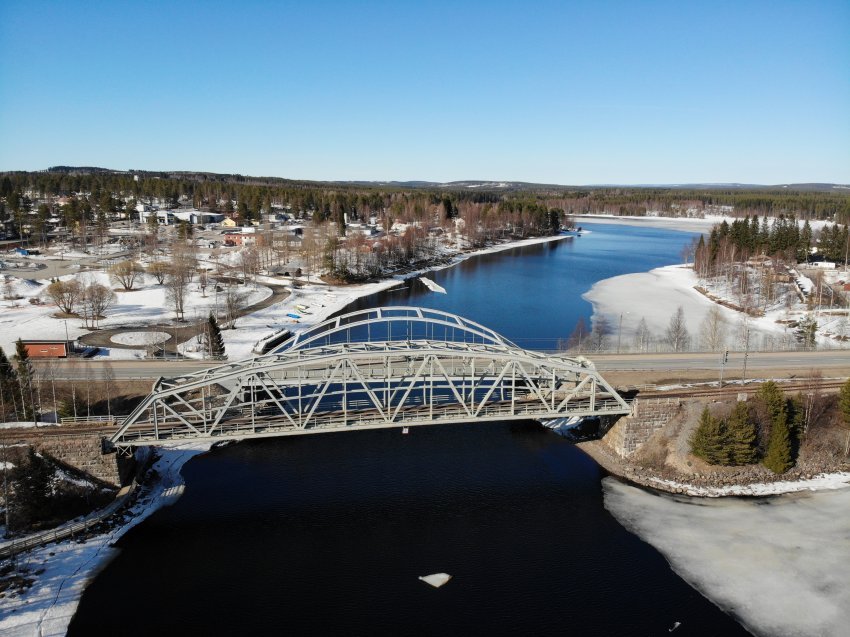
[579,439,850,496]
[576,395,850,497]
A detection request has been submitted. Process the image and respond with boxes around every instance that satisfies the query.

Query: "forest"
[2,169,849,229]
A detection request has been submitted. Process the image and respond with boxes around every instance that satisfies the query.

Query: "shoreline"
[576,438,850,498]
[0,443,209,636]
[218,232,571,358]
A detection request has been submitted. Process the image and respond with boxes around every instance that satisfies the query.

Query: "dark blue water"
[70,222,749,636]
[341,222,699,350]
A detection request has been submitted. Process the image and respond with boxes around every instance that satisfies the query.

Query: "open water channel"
[70,223,756,636]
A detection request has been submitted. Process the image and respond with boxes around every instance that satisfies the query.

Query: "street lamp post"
[616,311,630,354]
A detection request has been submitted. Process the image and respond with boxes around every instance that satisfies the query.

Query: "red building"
[21,340,75,358]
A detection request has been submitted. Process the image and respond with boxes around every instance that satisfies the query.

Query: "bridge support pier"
[1,429,133,487]
[601,397,681,457]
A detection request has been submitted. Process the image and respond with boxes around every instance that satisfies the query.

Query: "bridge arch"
[109,308,630,450]
[276,306,517,352]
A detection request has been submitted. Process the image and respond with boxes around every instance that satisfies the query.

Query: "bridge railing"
[112,398,632,445]
[60,415,117,426]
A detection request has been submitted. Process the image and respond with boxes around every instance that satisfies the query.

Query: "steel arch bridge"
[108,307,632,451]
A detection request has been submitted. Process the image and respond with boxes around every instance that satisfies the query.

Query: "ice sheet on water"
[419,573,452,588]
[602,478,850,637]
[419,277,447,294]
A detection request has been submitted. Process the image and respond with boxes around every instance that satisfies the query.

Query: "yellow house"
[221,217,237,228]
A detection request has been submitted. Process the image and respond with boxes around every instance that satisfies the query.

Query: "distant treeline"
[694,215,849,277]
[1,170,849,224]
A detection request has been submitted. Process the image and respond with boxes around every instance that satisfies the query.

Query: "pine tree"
[838,378,850,457]
[207,313,226,360]
[763,417,793,474]
[690,407,730,464]
[0,346,20,419]
[726,401,758,465]
[11,448,54,526]
[756,381,793,473]
[13,339,36,421]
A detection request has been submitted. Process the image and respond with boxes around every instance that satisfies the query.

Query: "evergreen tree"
[690,407,730,464]
[756,381,793,473]
[838,378,850,457]
[11,448,54,526]
[763,416,793,474]
[207,313,226,359]
[13,339,36,421]
[726,401,758,465]
[0,346,20,419]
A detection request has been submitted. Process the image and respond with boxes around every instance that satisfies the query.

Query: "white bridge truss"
[109,307,631,450]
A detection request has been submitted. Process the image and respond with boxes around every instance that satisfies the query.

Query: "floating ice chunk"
[419,277,447,294]
[419,573,451,587]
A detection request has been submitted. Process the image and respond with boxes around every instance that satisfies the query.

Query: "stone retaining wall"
[603,397,681,457]
[1,429,125,487]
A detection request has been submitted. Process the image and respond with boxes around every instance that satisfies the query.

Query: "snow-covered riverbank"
[214,232,571,360]
[0,443,209,636]
[584,263,799,350]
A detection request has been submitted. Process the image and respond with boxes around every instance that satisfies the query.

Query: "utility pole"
[719,349,728,388]
[741,322,750,385]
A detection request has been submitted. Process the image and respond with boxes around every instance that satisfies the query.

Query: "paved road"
[36,350,850,381]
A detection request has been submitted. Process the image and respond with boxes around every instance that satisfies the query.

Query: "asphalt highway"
[36,350,850,381]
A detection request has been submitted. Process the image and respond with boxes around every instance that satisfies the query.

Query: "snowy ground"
[578,213,838,234]
[110,331,170,346]
[0,271,271,357]
[0,443,209,637]
[1,234,567,361]
[604,478,850,637]
[583,263,845,351]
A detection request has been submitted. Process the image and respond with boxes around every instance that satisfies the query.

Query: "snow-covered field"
[110,331,170,346]
[584,263,845,351]
[1,234,568,362]
[0,271,271,357]
[578,213,838,234]
[604,478,850,637]
[0,443,209,637]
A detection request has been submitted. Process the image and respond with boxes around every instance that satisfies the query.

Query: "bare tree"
[799,370,829,438]
[3,276,15,300]
[198,269,209,297]
[698,305,726,351]
[664,306,690,352]
[239,248,260,286]
[45,279,83,314]
[589,316,611,352]
[147,261,170,284]
[568,317,588,352]
[223,286,248,329]
[633,317,653,352]
[81,283,116,329]
[101,362,116,417]
[165,266,190,321]
[109,259,142,290]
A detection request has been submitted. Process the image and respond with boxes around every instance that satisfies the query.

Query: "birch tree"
[664,306,690,352]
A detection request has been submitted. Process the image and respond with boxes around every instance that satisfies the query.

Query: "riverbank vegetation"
[688,377,850,475]
[690,381,794,473]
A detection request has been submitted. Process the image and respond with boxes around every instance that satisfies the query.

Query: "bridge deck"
[109,309,633,450]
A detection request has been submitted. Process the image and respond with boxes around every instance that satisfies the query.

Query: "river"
[70,223,761,636]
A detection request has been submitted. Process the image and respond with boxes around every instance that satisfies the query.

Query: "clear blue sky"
[1,0,848,184]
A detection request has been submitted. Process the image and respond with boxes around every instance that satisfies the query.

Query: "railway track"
[638,378,847,400]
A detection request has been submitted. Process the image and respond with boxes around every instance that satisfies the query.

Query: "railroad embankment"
[579,383,850,497]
